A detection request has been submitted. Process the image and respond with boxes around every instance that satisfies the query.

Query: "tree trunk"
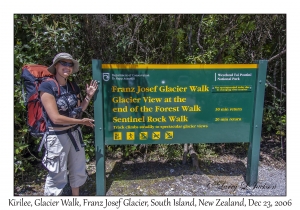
[183,143,188,164]
[182,143,200,170]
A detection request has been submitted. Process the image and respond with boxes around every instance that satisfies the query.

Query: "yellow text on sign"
[165,131,173,140]
[139,132,148,140]
[152,132,160,140]
[113,132,122,140]
[126,132,135,140]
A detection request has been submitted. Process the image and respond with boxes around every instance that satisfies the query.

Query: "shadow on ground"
[83,158,247,195]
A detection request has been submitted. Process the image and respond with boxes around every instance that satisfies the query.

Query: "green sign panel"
[101,64,258,145]
[92,61,268,195]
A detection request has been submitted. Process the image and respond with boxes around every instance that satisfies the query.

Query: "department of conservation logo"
[103,73,110,81]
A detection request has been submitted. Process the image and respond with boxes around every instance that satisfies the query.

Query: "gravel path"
[14,154,286,196]
[103,158,286,196]
[160,164,286,196]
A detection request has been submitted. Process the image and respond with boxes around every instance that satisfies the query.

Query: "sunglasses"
[59,61,74,67]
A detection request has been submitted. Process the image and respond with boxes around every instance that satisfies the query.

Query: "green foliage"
[263,101,286,136]
[124,145,137,158]
[82,132,95,162]
[166,144,183,160]
[14,14,286,176]
[195,144,217,158]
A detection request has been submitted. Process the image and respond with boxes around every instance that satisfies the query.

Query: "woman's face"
[55,59,74,77]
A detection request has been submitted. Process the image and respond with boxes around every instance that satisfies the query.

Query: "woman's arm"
[40,91,95,127]
[79,80,98,111]
[79,95,90,111]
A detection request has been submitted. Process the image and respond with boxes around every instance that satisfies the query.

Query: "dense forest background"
[14,14,286,176]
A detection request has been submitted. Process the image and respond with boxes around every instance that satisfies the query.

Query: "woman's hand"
[81,118,95,128]
[86,80,98,98]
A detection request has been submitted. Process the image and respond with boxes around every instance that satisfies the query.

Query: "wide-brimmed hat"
[48,52,79,74]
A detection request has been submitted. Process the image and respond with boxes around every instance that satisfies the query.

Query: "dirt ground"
[14,137,286,196]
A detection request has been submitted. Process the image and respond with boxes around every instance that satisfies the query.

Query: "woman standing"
[39,53,98,196]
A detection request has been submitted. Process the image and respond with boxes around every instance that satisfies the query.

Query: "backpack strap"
[73,77,84,101]
[44,78,60,98]
[47,125,85,152]
[68,80,75,92]
[67,80,84,106]
[68,79,92,118]
[38,131,48,152]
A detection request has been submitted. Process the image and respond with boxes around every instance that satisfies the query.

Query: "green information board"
[92,60,268,195]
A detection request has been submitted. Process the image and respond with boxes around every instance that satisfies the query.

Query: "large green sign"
[92,60,268,195]
[102,64,257,144]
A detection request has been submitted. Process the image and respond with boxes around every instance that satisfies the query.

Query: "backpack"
[21,64,76,138]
